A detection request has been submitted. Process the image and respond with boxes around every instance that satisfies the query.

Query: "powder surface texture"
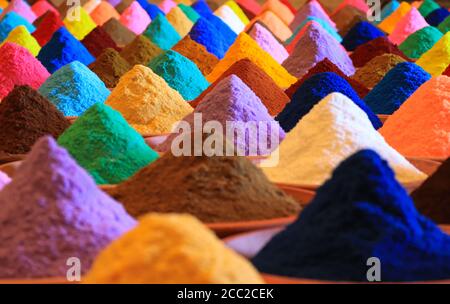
[188,17,229,59]
[0,12,36,41]
[0,171,10,191]
[350,36,408,67]
[389,7,428,45]
[399,26,443,59]
[380,76,450,158]
[342,21,385,51]
[282,22,355,79]
[0,86,70,154]
[0,43,49,100]
[248,10,292,41]
[172,35,219,76]
[58,103,159,184]
[265,93,425,185]
[330,5,364,33]
[416,32,450,76]
[105,65,193,135]
[364,62,431,114]
[1,25,40,56]
[178,3,200,22]
[418,0,440,17]
[84,213,264,283]
[143,13,181,50]
[31,0,59,18]
[203,12,237,47]
[31,10,62,46]
[81,26,121,57]
[260,0,294,25]
[120,35,162,65]
[425,8,450,26]
[101,17,136,46]
[148,50,209,100]
[439,15,450,33]
[256,149,449,282]
[110,155,300,222]
[214,4,244,34]
[63,7,96,40]
[248,22,288,64]
[89,48,131,88]
[0,0,36,23]
[84,0,102,14]
[90,1,120,26]
[192,58,289,116]
[0,136,136,278]
[236,0,261,19]
[119,1,151,34]
[208,33,296,89]
[288,16,342,45]
[192,0,213,17]
[37,27,95,73]
[352,53,406,88]
[378,1,411,34]
[159,0,177,14]
[290,0,336,31]
[226,0,249,25]
[39,61,110,116]
[166,6,194,37]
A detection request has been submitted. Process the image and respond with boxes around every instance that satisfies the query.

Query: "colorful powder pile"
[159,0,177,14]
[0,12,35,41]
[0,171,10,191]
[0,0,36,23]
[178,3,200,22]
[256,149,450,282]
[378,1,411,34]
[120,35,162,66]
[81,26,120,57]
[364,62,431,114]
[188,17,229,59]
[248,10,292,41]
[89,48,131,88]
[350,36,408,67]
[143,13,181,50]
[203,12,237,47]
[389,7,428,45]
[172,35,219,76]
[288,16,342,45]
[260,0,294,25]
[416,32,450,76]
[166,6,194,37]
[276,73,381,132]
[0,85,70,154]
[214,4,245,34]
[399,26,443,59]
[236,0,261,19]
[101,17,136,46]
[58,103,159,184]
[375,0,400,24]
[0,136,136,278]
[136,0,164,19]
[83,0,102,14]
[290,0,336,31]
[247,22,288,64]
[148,50,209,101]
[110,154,300,222]
[31,10,62,46]
[329,5,364,33]
[439,15,450,33]
[342,21,385,51]
[90,1,120,26]
[84,214,264,283]
[0,43,49,100]
[105,65,193,135]
[419,0,440,17]
[380,76,450,159]
[1,25,40,56]
[192,0,213,17]
[119,1,151,35]
[63,7,96,40]
[31,0,59,19]
[425,8,449,26]
[444,64,450,76]
[226,0,249,25]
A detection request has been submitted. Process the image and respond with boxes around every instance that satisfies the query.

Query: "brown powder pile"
[115,0,134,13]
[191,58,289,116]
[81,26,121,57]
[331,6,366,33]
[350,37,409,68]
[101,17,136,46]
[339,14,366,36]
[89,48,131,88]
[120,35,163,66]
[0,86,70,154]
[352,54,406,89]
[172,35,219,76]
[110,154,301,223]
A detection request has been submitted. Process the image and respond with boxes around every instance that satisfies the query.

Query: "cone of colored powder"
[208,33,296,89]
[332,0,369,14]
[188,17,229,59]
[90,1,120,26]
[282,22,355,79]
[102,17,136,46]
[203,11,237,47]
[342,21,385,51]
[0,171,10,191]
[260,0,294,25]
[192,0,213,17]
[225,0,249,25]
[115,0,133,14]
[159,0,176,14]
[0,0,37,23]
[89,48,131,88]
[172,35,219,76]
[286,58,369,99]
[214,4,244,34]
[350,36,408,67]
[120,35,162,66]
[63,6,96,40]
[31,0,59,18]
[105,65,192,135]
[247,22,288,64]
[330,5,365,34]
[81,26,120,57]
[0,0,7,9]
[0,43,49,100]
[31,10,62,46]
[148,50,209,100]
[416,32,450,76]
[236,0,261,19]
[375,0,400,24]
[193,58,289,116]
[399,26,443,60]
[389,7,428,45]
[119,1,150,34]
[290,0,336,31]
[418,0,440,17]
[143,13,180,50]
[0,12,35,41]
[378,2,411,34]
[248,10,292,41]
[439,15,450,33]
[380,76,450,158]
[178,3,200,22]
[444,65,450,76]
[425,8,450,26]
[1,25,41,56]
[58,103,159,184]
[0,136,136,278]
[84,0,101,14]
[288,16,342,45]
[166,5,193,37]
[136,0,164,19]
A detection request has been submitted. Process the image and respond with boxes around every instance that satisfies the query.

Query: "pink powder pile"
[290,0,336,31]
[0,0,37,23]
[332,0,369,15]
[389,7,428,45]
[0,43,50,100]
[119,1,151,35]
[31,0,59,19]
[248,22,288,64]
[0,171,11,191]
[159,0,177,14]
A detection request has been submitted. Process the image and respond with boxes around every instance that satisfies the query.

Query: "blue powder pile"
[375,0,400,24]
[0,12,35,41]
[276,72,381,132]
[148,50,209,100]
[136,0,164,19]
[342,21,385,51]
[287,16,342,44]
[39,61,110,116]
[143,14,181,50]
[364,62,431,115]
[191,0,213,17]
[189,18,229,59]
[203,13,237,48]
[425,8,450,26]
[253,149,450,282]
[37,27,94,74]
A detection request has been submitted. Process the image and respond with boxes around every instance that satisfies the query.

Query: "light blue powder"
[143,14,181,50]
[287,16,342,44]
[0,12,35,41]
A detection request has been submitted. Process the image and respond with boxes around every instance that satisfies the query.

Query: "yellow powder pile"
[226,0,249,25]
[63,7,97,40]
[83,213,264,284]
[207,33,296,89]
[89,1,120,26]
[105,65,193,135]
[166,6,194,37]
[260,0,294,25]
[378,2,412,34]
[1,26,41,56]
[416,32,450,76]
[248,10,292,41]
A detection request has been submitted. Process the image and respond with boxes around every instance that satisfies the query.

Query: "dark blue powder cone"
[136,0,165,19]
[191,0,213,17]
[276,72,381,132]
[364,62,431,115]
[37,27,95,73]
[425,8,450,26]
[203,13,237,48]
[189,18,229,59]
[252,149,450,282]
[342,21,385,51]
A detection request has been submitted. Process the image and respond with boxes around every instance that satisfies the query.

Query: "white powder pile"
[214,5,245,34]
[263,92,427,185]
[0,171,11,191]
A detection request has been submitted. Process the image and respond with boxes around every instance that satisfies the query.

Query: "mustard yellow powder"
[105,65,193,135]
[0,26,41,56]
[416,32,450,76]
[63,7,97,40]
[378,2,412,34]
[83,213,264,284]
[207,33,296,89]
[166,6,194,38]
[226,0,250,25]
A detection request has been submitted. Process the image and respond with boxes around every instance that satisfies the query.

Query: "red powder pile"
[444,65,450,77]
[285,58,369,98]
[81,27,121,57]
[350,37,409,68]
[237,0,261,19]
[32,10,63,46]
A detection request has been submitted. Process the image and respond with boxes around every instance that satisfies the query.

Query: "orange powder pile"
[378,2,412,34]
[380,76,450,159]
[90,1,120,26]
[247,10,292,41]
[207,32,297,89]
[260,0,294,25]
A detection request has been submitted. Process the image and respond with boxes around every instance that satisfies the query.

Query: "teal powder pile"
[57,103,159,185]
[143,14,181,50]
[148,50,209,100]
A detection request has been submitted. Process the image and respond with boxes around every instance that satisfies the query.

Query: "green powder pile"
[438,16,450,34]
[57,103,158,185]
[418,0,440,18]
[399,26,444,59]
[143,14,181,50]
[178,4,200,23]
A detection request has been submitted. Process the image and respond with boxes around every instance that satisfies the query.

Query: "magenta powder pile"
[0,136,136,279]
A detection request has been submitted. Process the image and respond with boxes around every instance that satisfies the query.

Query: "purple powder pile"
[283,22,355,78]
[0,136,136,279]
[290,0,336,31]
[248,23,288,64]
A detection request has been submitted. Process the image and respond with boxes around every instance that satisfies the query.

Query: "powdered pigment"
[350,36,408,67]
[120,35,162,66]
[81,26,121,57]
[188,17,229,59]
[119,1,151,35]
[89,48,131,88]
[416,32,450,76]
[1,25,41,56]
[101,17,136,46]
[389,7,428,45]
[247,22,288,64]
[0,171,10,191]
[342,21,385,51]
[31,10,62,46]
[166,6,194,37]
[399,26,443,59]
[144,13,181,50]
[63,6,96,40]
